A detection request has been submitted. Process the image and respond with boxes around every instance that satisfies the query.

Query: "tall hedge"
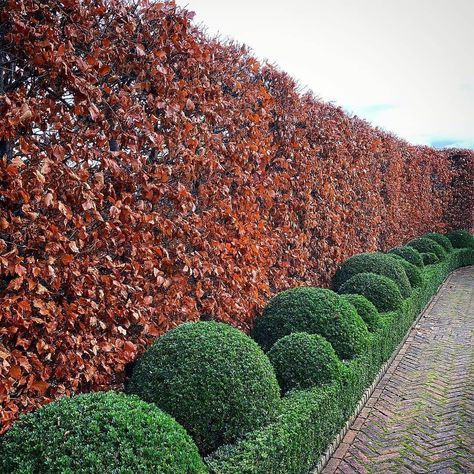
[0,0,472,428]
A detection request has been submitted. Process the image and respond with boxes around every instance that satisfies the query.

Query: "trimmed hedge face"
[252,287,369,360]
[388,246,424,268]
[127,322,279,455]
[1,0,473,429]
[422,252,439,265]
[387,254,423,289]
[268,333,343,394]
[338,272,404,313]
[446,229,474,249]
[341,294,380,332]
[0,392,207,474]
[407,237,446,260]
[331,252,412,298]
[423,232,453,252]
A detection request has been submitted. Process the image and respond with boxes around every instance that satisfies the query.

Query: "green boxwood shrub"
[388,246,424,268]
[423,232,453,252]
[0,392,207,474]
[422,252,439,265]
[407,237,446,260]
[338,272,403,312]
[446,229,474,249]
[127,321,280,455]
[206,249,474,474]
[251,287,369,360]
[387,254,423,289]
[331,252,412,298]
[341,294,380,332]
[268,332,344,394]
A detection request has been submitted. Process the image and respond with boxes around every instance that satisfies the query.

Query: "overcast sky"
[176,0,474,149]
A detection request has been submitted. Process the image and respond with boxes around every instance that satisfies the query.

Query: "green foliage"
[388,246,424,268]
[0,392,207,474]
[341,294,380,332]
[446,229,474,249]
[268,333,344,394]
[127,322,279,455]
[338,272,403,312]
[423,232,453,252]
[387,254,423,289]
[252,287,369,360]
[422,252,439,265]
[206,249,474,474]
[407,237,446,260]
[331,252,412,298]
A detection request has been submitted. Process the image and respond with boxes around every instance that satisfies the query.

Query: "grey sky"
[176,0,474,149]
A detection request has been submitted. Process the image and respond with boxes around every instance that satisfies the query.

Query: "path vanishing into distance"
[322,266,474,474]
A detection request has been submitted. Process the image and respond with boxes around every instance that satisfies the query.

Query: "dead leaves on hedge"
[0,0,472,431]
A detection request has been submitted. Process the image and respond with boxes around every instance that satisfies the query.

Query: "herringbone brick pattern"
[323,266,474,474]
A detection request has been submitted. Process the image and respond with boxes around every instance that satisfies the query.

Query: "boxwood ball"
[127,321,280,455]
[0,391,207,474]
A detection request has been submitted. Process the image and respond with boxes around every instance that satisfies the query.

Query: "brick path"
[323,266,474,474]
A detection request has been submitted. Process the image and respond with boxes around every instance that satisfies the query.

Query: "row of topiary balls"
[1,230,473,473]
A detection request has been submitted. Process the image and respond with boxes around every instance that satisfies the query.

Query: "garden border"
[310,270,456,474]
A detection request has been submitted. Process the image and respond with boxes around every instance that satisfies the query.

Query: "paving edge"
[309,270,457,474]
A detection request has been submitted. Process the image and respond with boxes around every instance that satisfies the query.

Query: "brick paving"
[322,266,474,474]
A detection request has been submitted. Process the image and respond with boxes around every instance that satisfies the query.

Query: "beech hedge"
[1,0,473,429]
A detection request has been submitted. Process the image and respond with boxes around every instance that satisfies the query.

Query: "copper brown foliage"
[0,0,472,431]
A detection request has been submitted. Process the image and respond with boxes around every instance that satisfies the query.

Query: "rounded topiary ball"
[388,246,424,268]
[338,272,403,313]
[341,293,380,332]
[387,254,423,289]
[251,287,368,360]
[423,232,453,252]
[407,237,446,260]
[331,252,412,298]
[421,252,439,265]
[268,332,343,394]
[0,392,207,474]
[127,321,279,455]
[446,229,474,249]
